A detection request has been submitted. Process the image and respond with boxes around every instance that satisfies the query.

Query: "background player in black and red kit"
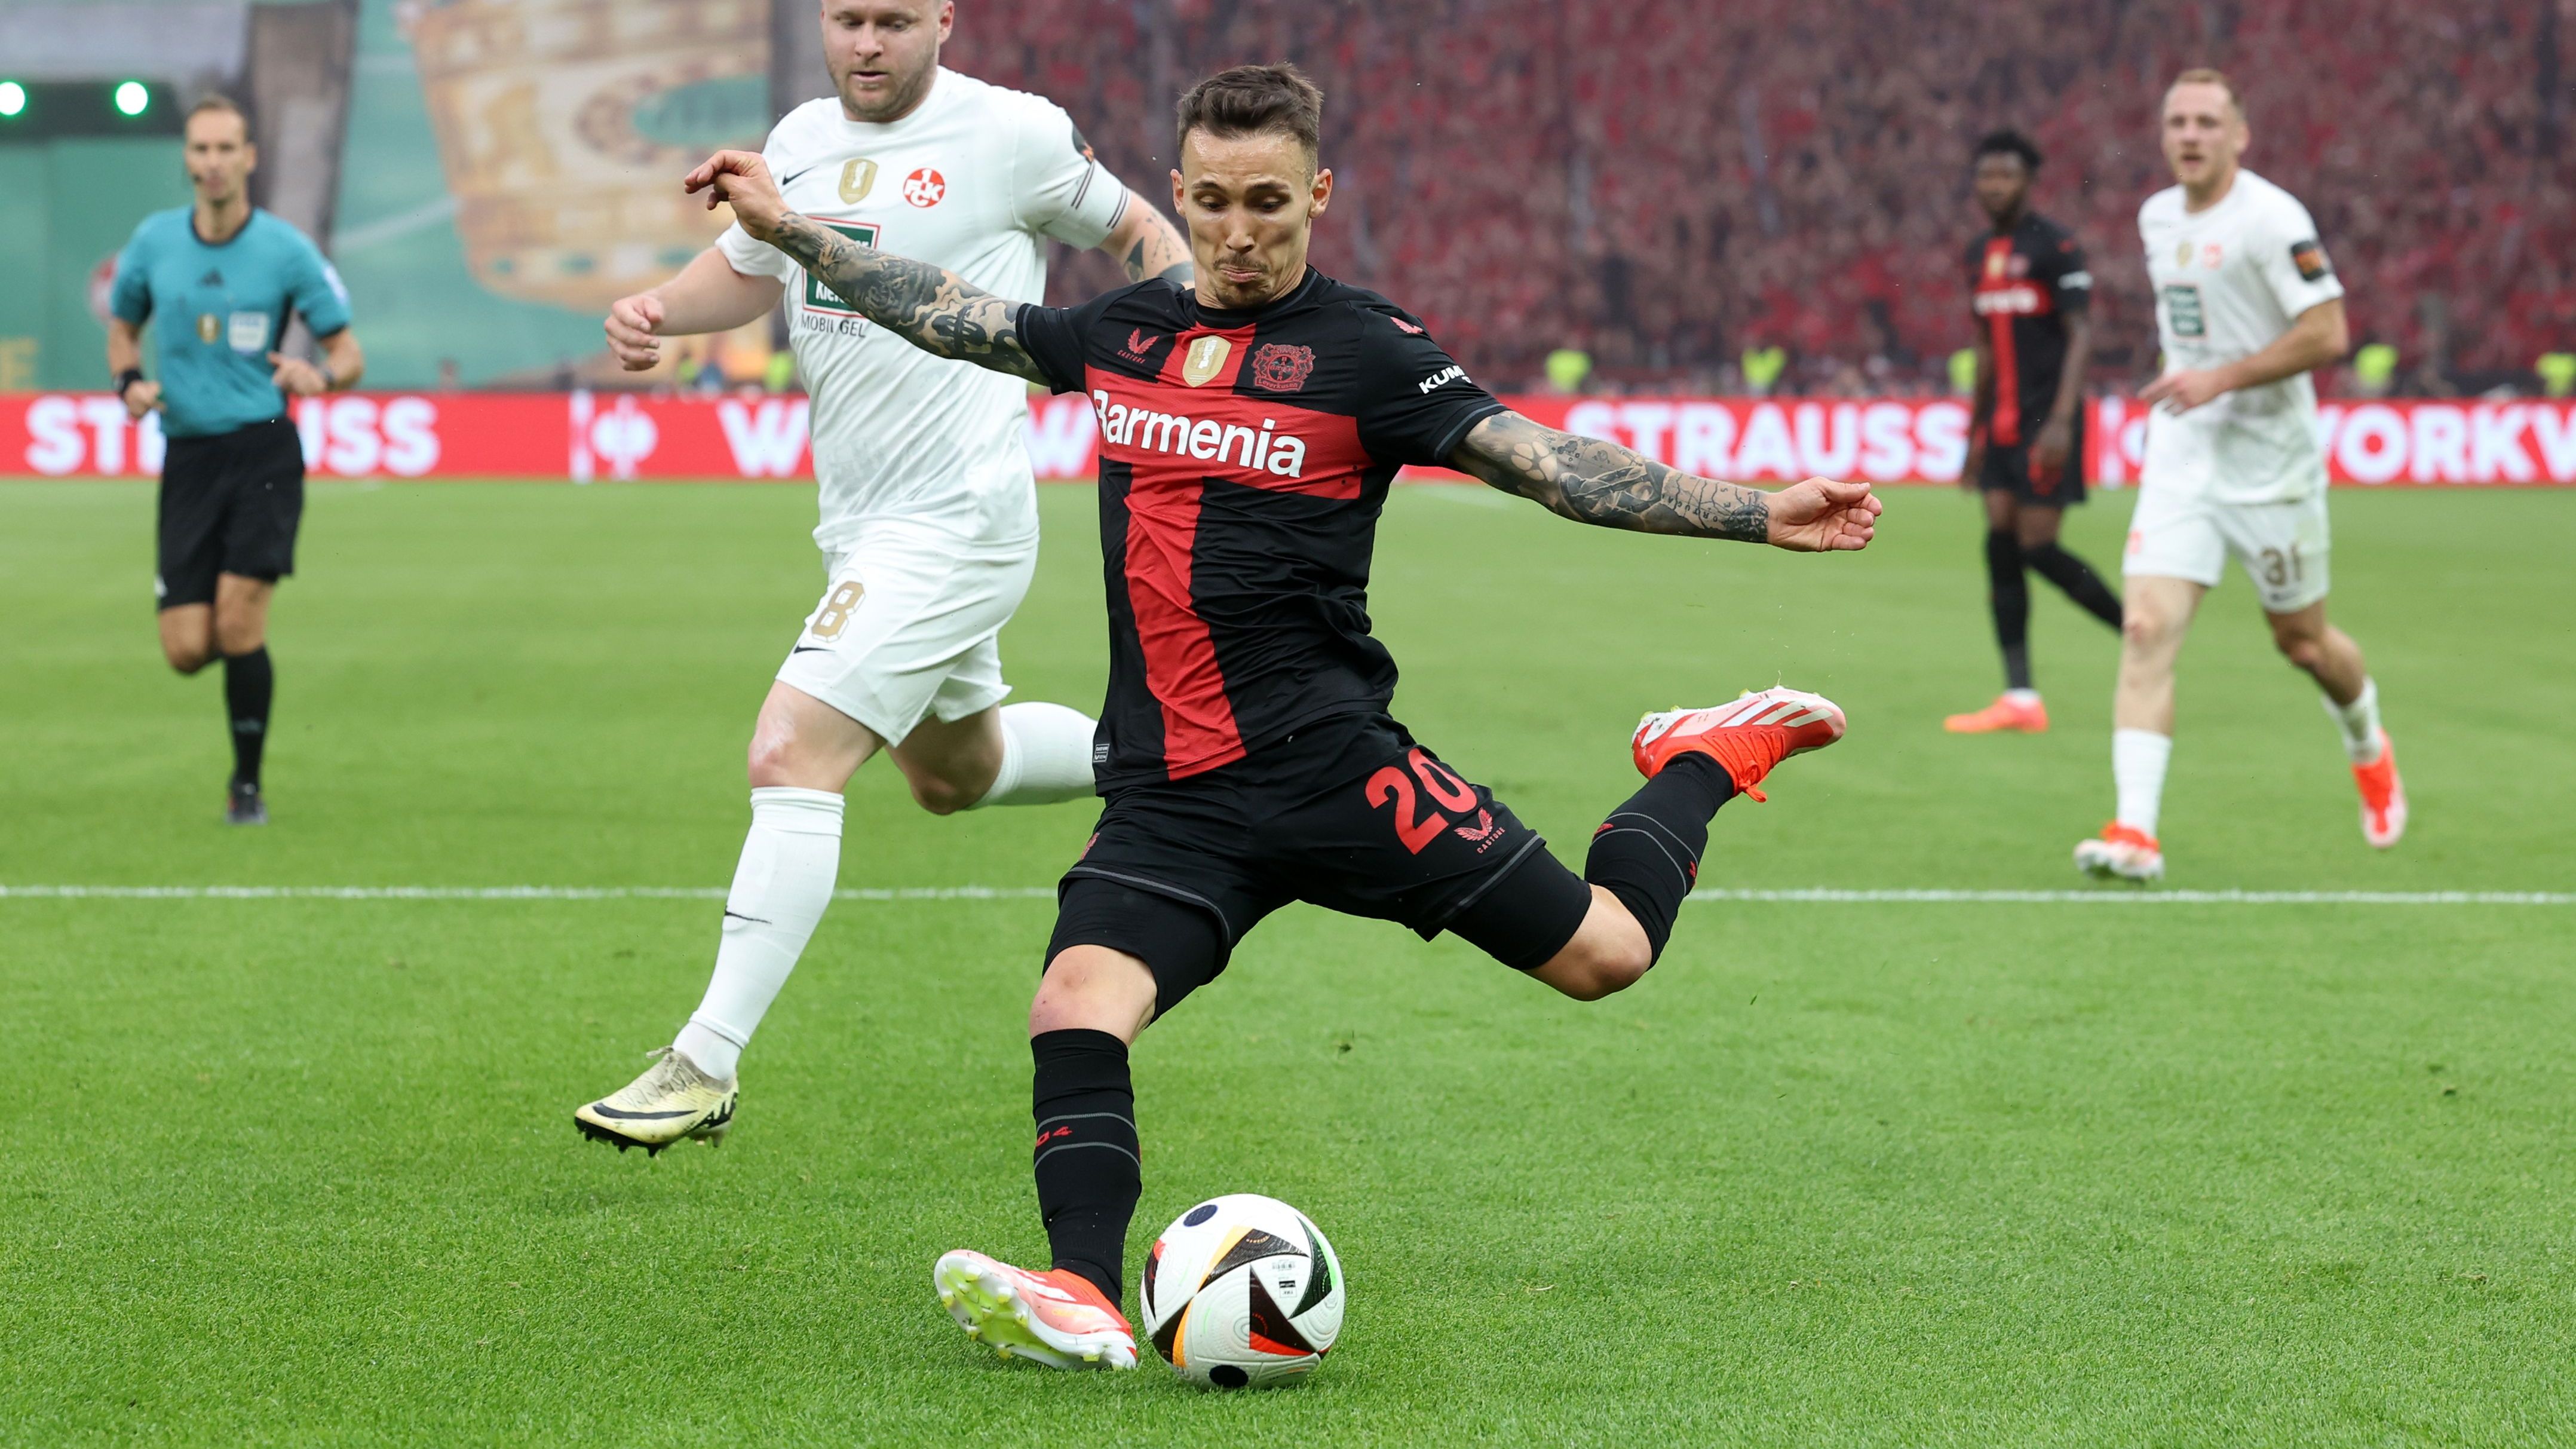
[1946,130,2126,736]
[685,63,1882,1371]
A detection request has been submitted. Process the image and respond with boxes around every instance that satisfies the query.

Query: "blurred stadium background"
[2,0,2568,414]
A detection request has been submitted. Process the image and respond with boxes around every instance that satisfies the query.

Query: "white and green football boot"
[574,1047,737,1155]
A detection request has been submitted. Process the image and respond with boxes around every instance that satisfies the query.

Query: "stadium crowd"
[947,0,2570,396]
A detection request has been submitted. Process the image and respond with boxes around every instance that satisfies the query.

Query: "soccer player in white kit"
[2076,70,2406,883]
[575,0,1192,1151]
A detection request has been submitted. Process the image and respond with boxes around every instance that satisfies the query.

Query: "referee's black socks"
[223,646,272,788]
[1031,1028,1141,1303]
[1584,752,1734,963]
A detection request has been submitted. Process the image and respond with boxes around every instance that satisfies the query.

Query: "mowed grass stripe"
[3,883,2570,905]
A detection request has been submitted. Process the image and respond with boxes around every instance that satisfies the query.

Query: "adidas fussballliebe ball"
[1141,1193,1345,1388]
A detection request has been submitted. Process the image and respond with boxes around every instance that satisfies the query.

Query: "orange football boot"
[2351,730,2407,848]
[2074,821,2163,882]
[934,1249,1138,1370]
[1632,687,1847,802]
[1945,693,2050,733]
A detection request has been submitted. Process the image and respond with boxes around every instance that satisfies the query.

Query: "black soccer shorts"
[155,415,305,610]
[1044,712,1596,1013]
[1977,411,2089,506]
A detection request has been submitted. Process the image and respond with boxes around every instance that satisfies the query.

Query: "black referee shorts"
[1044,712,1595,1015]
[1977,411,2089,506]
[156,415,305,611]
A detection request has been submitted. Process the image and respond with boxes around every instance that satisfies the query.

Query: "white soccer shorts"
[773,524,1037,745]
[2123,484,2332,614]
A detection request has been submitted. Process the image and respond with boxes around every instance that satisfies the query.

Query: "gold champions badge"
[1180,335,1232,387]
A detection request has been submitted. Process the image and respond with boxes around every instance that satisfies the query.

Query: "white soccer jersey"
[2138,169,2346,504]
[717,70,1130,550]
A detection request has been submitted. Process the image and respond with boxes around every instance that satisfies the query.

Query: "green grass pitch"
[4,477,2572,1445]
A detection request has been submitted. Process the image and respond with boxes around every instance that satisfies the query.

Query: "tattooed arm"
[1449,411,1882,552]
[683,149,1050,385]
[1101,190,1194,284]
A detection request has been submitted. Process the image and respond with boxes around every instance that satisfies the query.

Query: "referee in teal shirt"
[107,94,366,826]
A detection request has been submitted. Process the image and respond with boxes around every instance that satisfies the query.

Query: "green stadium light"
[0,81,26,118]
[113,81,150,118]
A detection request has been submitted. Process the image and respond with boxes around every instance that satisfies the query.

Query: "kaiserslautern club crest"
[1249,342,1317,392]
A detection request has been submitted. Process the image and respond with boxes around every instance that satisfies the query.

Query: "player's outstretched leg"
[1537,688,1848,995]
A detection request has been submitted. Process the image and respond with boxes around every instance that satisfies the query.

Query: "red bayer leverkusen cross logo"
[1249,342,1316,392]
[902,168,947,207]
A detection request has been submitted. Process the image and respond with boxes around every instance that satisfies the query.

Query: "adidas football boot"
[574,1047,737,1154]
[1632,687,1847,801]
[1944,691,2050,734]
[2075,822,2164,883]
[2351,729,2407,849]
[934,1249,1138,1371]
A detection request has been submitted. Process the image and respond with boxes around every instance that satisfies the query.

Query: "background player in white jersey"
[2076,70,2406,883]
[575,0,1192,1151]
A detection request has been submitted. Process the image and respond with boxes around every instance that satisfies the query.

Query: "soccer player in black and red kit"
[686,63,1881,1371]
[1946,130,2126,736]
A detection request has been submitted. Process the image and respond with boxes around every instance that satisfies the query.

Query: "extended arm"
[685,149,1048,385]
[1448,411,1879,552]
[1100,189,1193,284]
[2141,297,2346,413]
[605,247,787,372]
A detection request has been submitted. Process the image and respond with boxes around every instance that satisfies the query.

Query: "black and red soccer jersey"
[1016,269,1506,790]
[1965,212,2090,446]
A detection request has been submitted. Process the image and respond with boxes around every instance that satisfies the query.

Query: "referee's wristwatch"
[115,368,145,400]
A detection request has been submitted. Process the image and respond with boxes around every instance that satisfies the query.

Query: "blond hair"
[2166,68,2244,121]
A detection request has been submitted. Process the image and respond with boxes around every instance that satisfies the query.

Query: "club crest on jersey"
[903,168,946,207]
[1249,342,1315,393]
[1180,335,1233,387]
[838,159,878,204]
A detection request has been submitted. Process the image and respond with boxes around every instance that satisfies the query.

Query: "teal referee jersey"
[109,208,352,439]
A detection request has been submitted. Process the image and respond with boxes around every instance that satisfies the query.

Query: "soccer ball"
[1140,1193,1345,1388]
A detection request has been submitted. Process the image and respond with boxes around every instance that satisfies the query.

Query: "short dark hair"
[1973,129,2041,173]
[187,93,250,137]
[1174,63,1323,165]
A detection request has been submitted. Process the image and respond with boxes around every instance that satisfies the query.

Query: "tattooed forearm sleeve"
[1450,411,1771,542]
[768,213,1050,384]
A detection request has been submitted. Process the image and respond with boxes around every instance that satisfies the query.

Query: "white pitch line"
[0,884,1053,902]
[0,885,2567,905]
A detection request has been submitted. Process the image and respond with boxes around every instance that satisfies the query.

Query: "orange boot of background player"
[1946,691,2050,734]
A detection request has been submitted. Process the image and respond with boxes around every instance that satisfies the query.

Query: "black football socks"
[1584,752,1734,964]
[1985,529,2034,691]
[1031,1028,1141,1303]
[2023,541,2125,630]
[222,646,274,788]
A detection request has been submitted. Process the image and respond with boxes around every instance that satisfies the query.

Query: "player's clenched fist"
[1765,478,1882,552]
[684,150,792,244]
[604,293,667,372]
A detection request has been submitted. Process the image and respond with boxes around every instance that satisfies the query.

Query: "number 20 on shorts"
[1365,748,1480,854]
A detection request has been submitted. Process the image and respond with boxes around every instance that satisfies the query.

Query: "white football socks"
[673,786,845,1081]
[2323,676,2384,764]
[2112,728,2173,840]
[968,701,1099,808]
